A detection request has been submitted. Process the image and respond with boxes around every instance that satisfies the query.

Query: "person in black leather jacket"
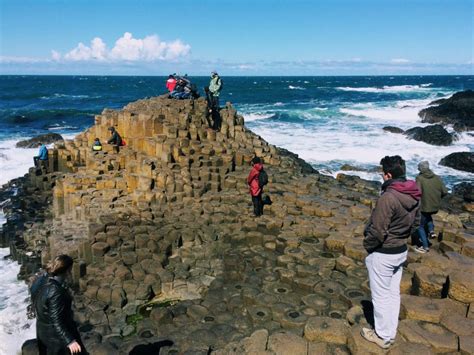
[32,255,85,354]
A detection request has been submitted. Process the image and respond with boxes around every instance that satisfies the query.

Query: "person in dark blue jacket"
[33,143,48,172]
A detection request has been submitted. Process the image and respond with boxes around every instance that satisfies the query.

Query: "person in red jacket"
[247,157,264,216]
[166,74,177,93]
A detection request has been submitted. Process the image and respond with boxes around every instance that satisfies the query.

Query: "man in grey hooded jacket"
[361,155,421,349]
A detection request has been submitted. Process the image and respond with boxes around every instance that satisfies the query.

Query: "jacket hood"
[253,163,263,171]
[419,169,435,179]
[384,179,421,211]
[388,179,421,200]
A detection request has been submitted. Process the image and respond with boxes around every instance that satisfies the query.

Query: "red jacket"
[247,163,263,196]
[166,78,177,92]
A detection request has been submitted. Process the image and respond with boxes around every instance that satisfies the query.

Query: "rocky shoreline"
[2,95,473,354]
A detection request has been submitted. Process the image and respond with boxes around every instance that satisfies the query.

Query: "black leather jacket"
[33,277,77,347]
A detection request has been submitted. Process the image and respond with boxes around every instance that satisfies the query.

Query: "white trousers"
[365,251,407,341]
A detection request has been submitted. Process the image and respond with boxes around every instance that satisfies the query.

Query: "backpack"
[26,272,49,319]
[258,169,268,188]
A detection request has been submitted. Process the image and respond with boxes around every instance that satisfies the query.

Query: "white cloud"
[51,50,61,61]
[390,58,410,64]
[56,32,190,62]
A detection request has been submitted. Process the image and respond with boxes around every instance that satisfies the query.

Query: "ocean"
[0,75,473,353]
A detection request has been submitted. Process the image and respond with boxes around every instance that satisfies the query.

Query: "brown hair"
[46,254,73,276]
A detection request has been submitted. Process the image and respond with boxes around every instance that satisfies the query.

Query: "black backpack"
[258,169,268,188]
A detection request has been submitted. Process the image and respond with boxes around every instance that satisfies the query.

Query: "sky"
[0,0,473,75]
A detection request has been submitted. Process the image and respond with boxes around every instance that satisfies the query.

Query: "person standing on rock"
[107,126,122,153]
[208,71,222,130]
[362,155,421,349]
[414,160,448,253]
[247,157,267,217]
[32,254,86,354]
[34,142,48,172]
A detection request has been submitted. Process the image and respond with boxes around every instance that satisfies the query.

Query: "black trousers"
[252,194,263,216]
[209,94,221,130]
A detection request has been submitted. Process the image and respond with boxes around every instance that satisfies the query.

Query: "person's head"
[37,142,43,147]
[168,74,174,79]
[46,254,73,276]
[211,71,217,77]
[252,156,262,165]
[418,160,430,173]
[380,155,406,181]
[108,126,115,133]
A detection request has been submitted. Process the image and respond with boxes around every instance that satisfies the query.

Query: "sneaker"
[414,246,429,254]
[360,327,391,349]
[429,232,437,239]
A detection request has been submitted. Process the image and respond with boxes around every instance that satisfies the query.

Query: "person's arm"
[363,194,392,252]
[439,177,448,197]
[48,285,76,347]
[247,168,257,185]
[107,132,116,144]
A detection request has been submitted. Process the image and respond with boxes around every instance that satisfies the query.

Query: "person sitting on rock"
[33,142,48,172]
[92,138,102,152]
[107,127,122,152]
[414,161,448,253]
[166,74,177,93]
[362,155,421,349]
[247,157,267,217]
[170,78,187,99]
[31,254,86,354]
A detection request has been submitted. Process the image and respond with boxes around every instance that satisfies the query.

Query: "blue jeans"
[417,212,434,249]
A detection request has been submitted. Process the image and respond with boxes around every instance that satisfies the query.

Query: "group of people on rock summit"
[87,72,224,154]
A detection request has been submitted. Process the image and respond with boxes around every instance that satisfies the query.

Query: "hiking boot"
[429,232,437,239]
[360,328,391,349]
[414,246,429,254]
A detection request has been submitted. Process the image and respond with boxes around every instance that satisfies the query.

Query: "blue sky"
[0,0,472,75]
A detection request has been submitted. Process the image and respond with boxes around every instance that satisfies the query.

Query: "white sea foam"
[40,93,95,100]
[0,134,78,186]
[313,107,328,111]
[243,113,275,122]
[0,247,36,355]
[288,85,305,90]
[274,102,284,107]
[336,84,433,93]
[339,97,442,126]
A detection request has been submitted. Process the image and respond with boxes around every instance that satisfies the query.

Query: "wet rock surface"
[16,132,64,148]
[419,90,474,131]
[404,124,456,146]
[439,152,474,173]
[1,96,472,354]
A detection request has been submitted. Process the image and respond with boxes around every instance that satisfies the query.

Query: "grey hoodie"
[364,179,421,254]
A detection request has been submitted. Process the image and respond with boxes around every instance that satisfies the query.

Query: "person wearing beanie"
[415,161,448,253]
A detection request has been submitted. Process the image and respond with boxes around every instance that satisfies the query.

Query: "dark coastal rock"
[404,125,455,146]
[383,126,405,134]
[16,133,64,148]
[439,152,474,173]
[452,182,474,202]
[419,90,474,131]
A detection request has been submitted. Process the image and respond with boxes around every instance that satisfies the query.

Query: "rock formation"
[1,96,473,354]
[404,125,456,146]
[16,133,64,148]
[440,152,474,173]
[419,90,474,132]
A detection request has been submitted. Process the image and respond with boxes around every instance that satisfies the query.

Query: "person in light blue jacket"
[34,143,48,172]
